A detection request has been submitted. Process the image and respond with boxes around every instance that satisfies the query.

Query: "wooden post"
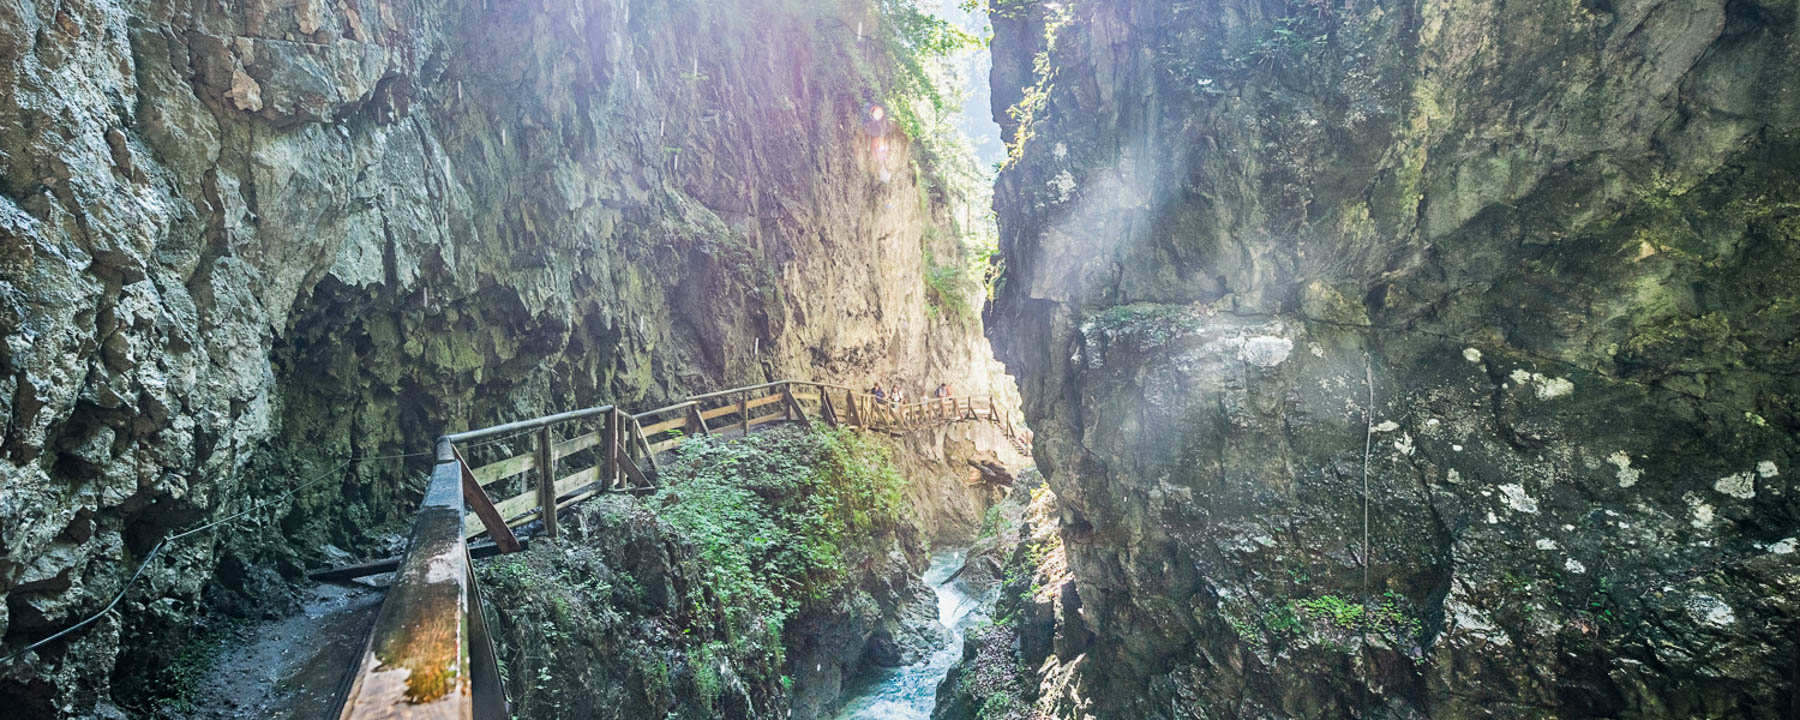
[633,416,660,474]
[846,391,861,428]
[739,392,749,436]
[453,446,522,553]
[783,383,809,424]
[604,407,621,490]
[687,403,711,436]
[821,391,839,428]
[619,451,651,489]
[536,427,557,541]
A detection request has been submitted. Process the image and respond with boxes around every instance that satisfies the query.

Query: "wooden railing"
[337,379,1028,719]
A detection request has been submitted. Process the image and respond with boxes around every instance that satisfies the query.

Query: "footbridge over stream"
[333,379,1030,719]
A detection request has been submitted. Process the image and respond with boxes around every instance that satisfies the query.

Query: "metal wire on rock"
[0,448,431,666]
[1360,354,1375,718]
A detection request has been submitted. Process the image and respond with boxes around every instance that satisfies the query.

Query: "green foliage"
[1227,587,1425,651]
[957,0,1034,20]
[924,247,975,322]
[977,692,1019,720]
[972,231,1004,301]
[473,423,912,717]
[654,425,908,642]
[878,0,979,145]
[1288,591,1423,640]
[1580,576,1619,626]
[1292,594,1365,628]
[1242,13,1330,68]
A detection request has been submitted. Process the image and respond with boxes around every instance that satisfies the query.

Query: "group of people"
[868,381,956,416]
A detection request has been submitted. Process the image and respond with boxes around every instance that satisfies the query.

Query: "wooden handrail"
[340,453,493,719]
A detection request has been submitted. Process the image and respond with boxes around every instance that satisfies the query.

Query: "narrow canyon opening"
[1,0,1796,719]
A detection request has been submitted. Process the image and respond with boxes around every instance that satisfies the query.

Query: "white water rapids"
[830,549,996,720]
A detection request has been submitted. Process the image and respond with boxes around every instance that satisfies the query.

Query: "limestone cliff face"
[986,0,1798,716]
[0,0,1008,714]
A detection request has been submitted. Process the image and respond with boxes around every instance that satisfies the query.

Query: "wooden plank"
[784,385,809,424]
[472,451,535,486]
[639,416,688,437]
[700,403,740,421]
[687,404,710,436]
[536,428,557,541]
[747,411,785,428]
[631,400,696,420]
[311,539,527,582]
[482,488,538,531]
[552,431,599,461]
[555,486,602,511]
[454,446,521,553]
[632,417,660,473]
[649,436,686,455]
[792,392,822,404]
[464,465,602,537]
[746,392,783,410]
[556,465,601,497]
[619,452,650,489]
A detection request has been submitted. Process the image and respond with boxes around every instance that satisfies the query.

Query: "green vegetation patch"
[475,423,914,717]
[655,423,908,641]
[1224,589,1425,651]
[877,0,980,153]
[924,246,976,322]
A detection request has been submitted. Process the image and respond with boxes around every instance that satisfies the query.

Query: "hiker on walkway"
[871,382,886,401]
[935,383,952,417]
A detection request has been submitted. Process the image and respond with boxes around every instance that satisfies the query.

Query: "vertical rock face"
[0,0,1008,714]
[987,0,1797,716]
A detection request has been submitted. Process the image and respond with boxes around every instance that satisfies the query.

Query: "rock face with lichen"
[981,0,1798,717]
[0,0,1011,715]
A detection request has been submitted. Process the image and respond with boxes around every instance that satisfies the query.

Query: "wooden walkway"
[335,379,1029,719]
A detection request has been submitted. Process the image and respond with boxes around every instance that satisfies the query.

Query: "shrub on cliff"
[654,423,908,644]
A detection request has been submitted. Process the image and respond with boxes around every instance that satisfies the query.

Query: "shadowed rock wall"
[983,0,1798,716]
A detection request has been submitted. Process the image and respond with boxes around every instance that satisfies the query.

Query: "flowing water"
[831,548,996,720]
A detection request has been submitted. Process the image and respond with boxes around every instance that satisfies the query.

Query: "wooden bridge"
[333,379,1029,719]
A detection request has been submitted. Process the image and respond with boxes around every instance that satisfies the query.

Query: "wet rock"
[984,0,1800,716]
[0,0,1020,714]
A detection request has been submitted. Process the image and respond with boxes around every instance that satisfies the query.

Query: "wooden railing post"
[604,407,621,490]
[687,403,710,436]
[739,392,750,435]
[632,416,660,474]
[453,446,522,553]
[536,427,557,541]
[783,383,809,424]
[821,388,839,428]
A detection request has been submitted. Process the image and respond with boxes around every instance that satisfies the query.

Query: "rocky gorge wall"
[983,0,1798,717]
[0,0,1015,715]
